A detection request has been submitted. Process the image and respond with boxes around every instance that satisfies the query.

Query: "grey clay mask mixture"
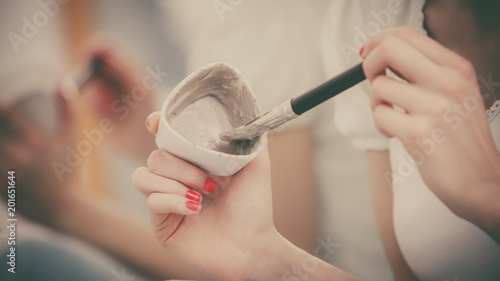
[166,64,260,155]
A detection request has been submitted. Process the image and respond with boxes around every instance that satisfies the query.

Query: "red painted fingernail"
[359,45,365,57]
[204,178,216,193]
[145,115,152,127]
[186,201,200,211]
[186,190,201,202]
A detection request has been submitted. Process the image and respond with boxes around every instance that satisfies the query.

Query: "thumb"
[145,111,161,135]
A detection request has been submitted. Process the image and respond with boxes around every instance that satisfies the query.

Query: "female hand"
[132,112,279,281]
[79,45,154,121]
[75,44,157,161]
[361,27,500,239]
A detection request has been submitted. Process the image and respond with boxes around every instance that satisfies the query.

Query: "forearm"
[250,233,360,281]
[54,194,201,280]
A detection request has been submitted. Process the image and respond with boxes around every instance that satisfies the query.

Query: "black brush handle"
[290,62,366,115]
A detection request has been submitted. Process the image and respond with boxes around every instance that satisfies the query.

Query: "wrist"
[245,230,301,281]
[464,151,500,239]
[245,231,356,281]
[476,162,500,235]
[246,231,359,281]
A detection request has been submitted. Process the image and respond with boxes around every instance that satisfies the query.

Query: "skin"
[0,50,202,280]
[79,45,157,163]
[365,1,500,279]
[132,25,500,281]
[0,91,76,226]
[136,113,359,281]
[0,44,317,279]
[91,45,319,255]
[362,26,500,242]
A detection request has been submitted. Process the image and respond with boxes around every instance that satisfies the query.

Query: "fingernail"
[145,113,154,128]
[204,178,217,193]
[186,190,201,202]
[359,45,365,57]
[186,201,200,211]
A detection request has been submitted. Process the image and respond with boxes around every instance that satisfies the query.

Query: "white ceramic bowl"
[156,62,264,176]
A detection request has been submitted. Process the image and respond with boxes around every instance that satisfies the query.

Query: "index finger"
[362,26,471,72]
[147,149,217,195]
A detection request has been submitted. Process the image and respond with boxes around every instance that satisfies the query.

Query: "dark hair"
[464,0,500,29]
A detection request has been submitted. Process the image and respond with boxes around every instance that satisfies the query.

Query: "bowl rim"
[159,62,264,160]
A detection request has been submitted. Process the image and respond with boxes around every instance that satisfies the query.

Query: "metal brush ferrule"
[220,100,298,141]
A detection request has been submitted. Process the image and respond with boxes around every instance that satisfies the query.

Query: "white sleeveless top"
[321,0,500,280]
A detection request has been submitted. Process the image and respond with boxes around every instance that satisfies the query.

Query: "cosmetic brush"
[220,62,366,144]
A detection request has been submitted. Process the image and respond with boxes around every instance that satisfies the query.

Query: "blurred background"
[0,1,392,280]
